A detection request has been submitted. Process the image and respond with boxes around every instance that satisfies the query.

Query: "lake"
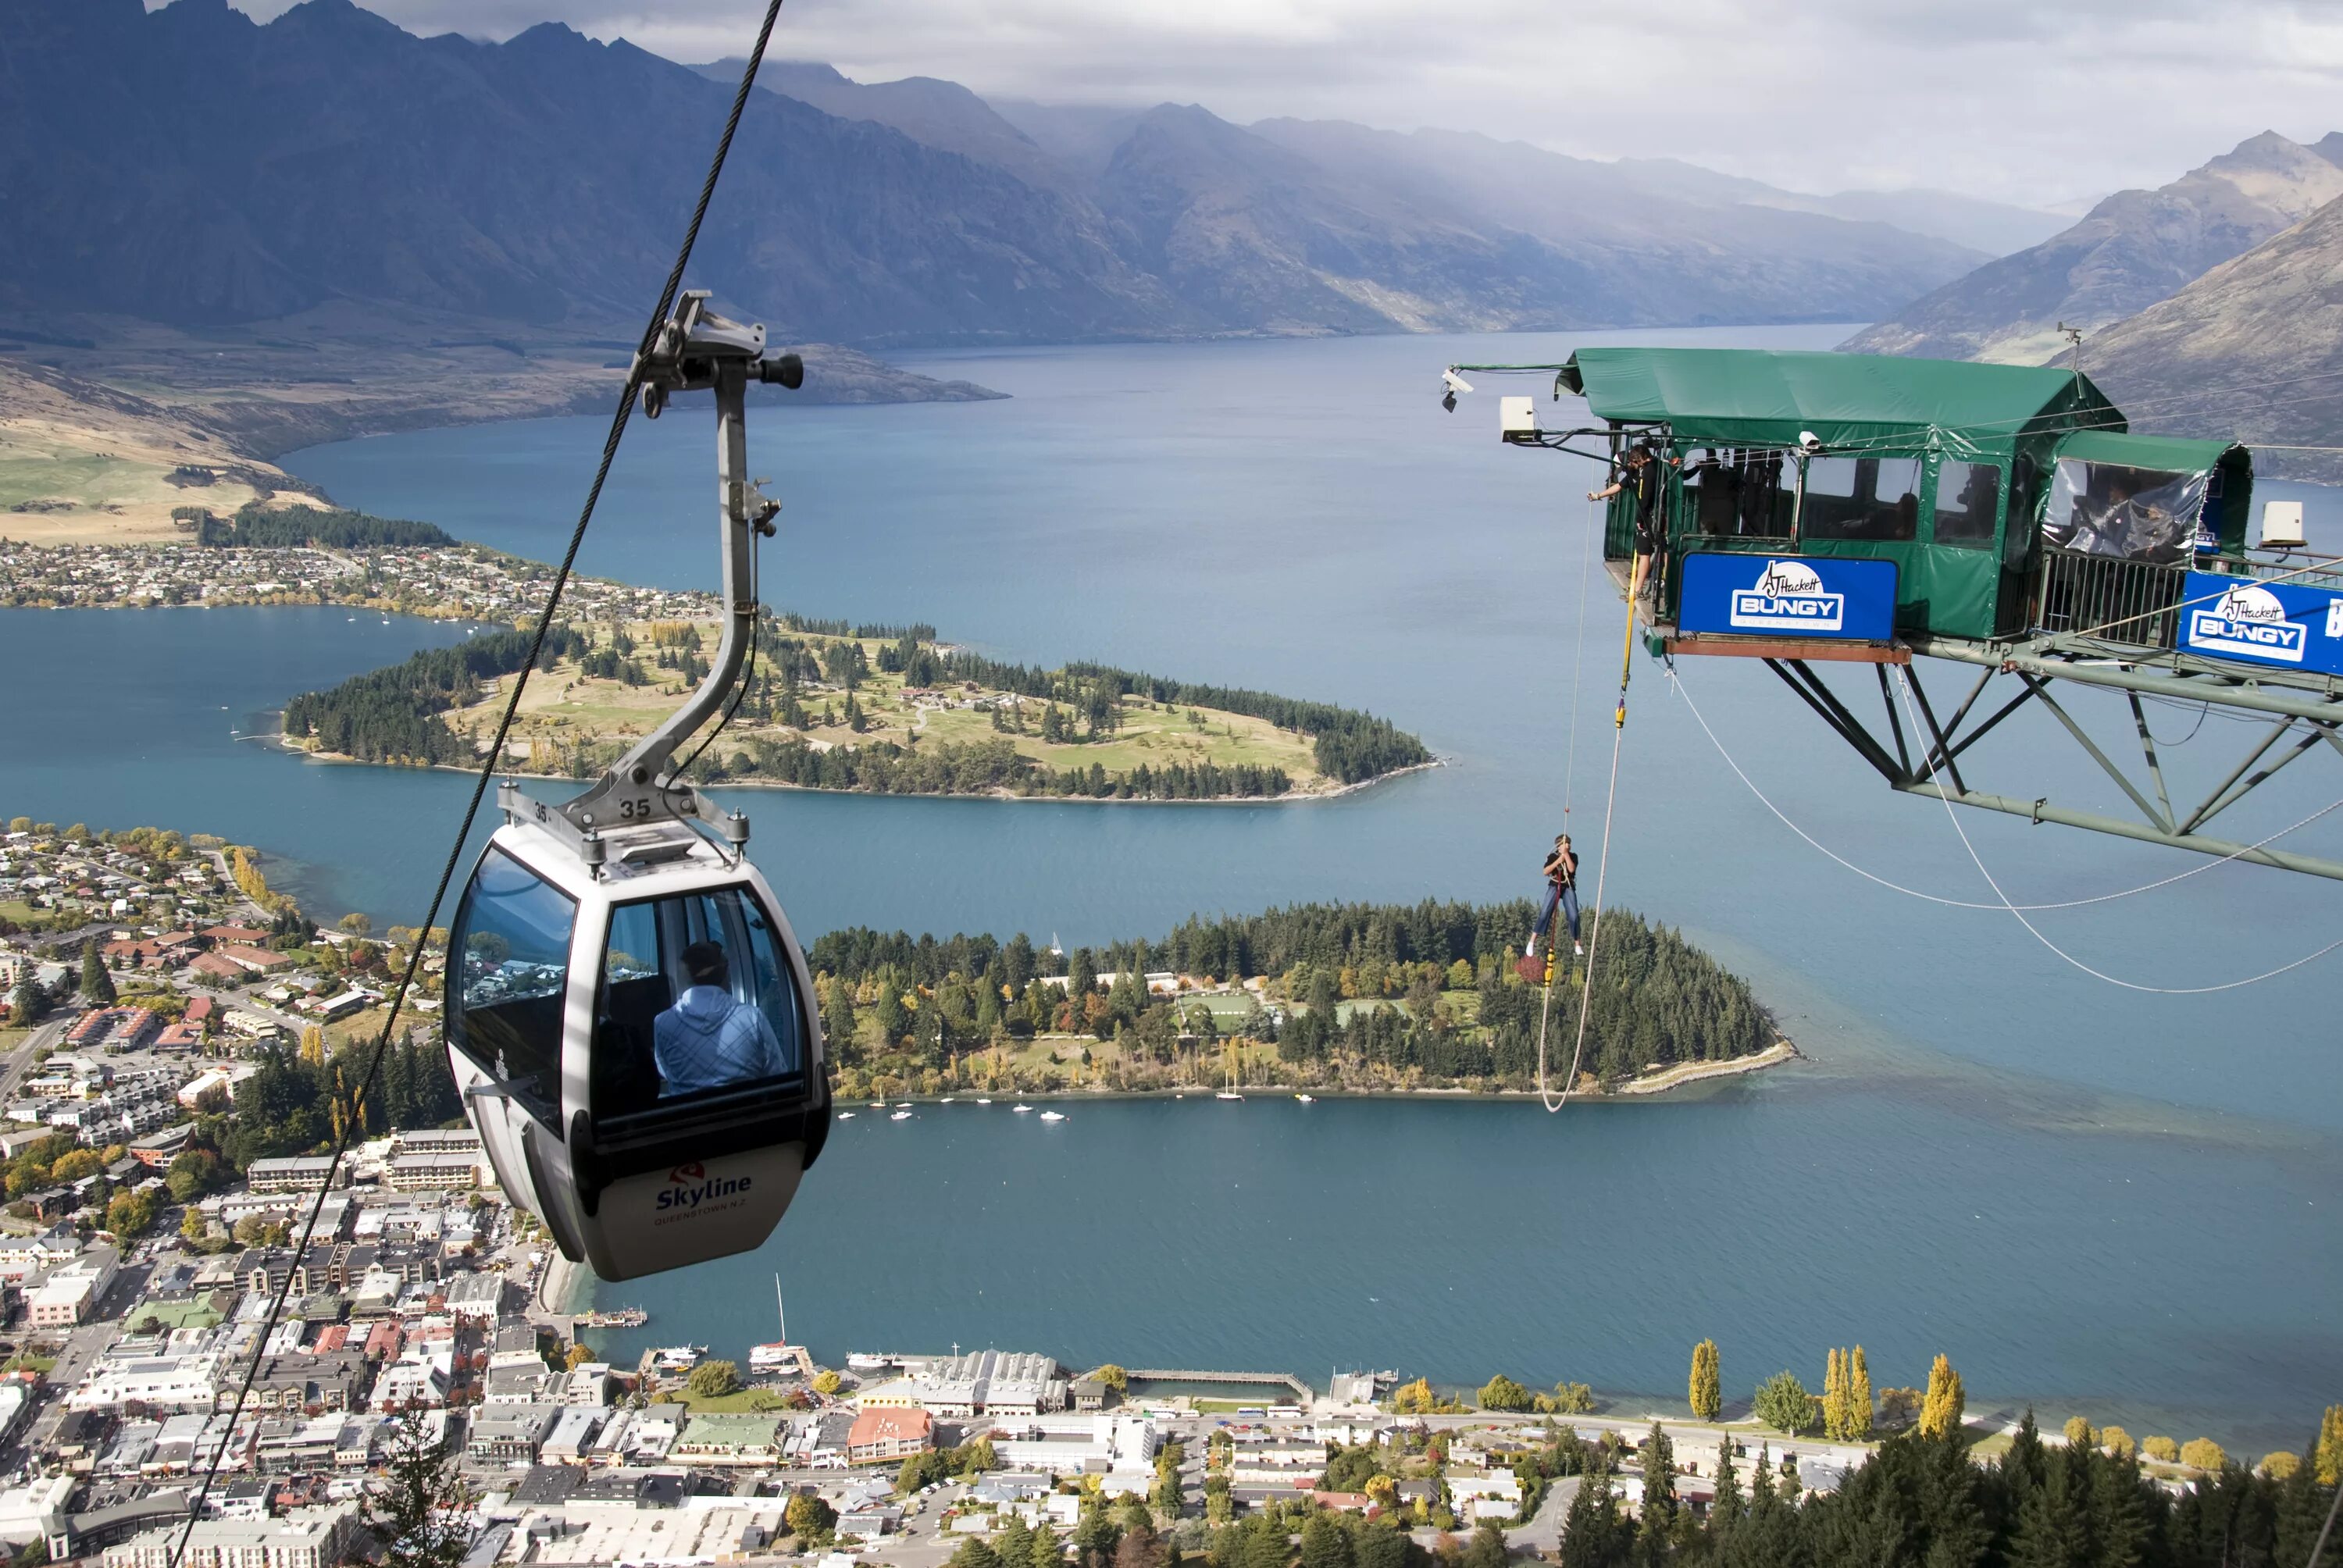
[9,323,2338,1450]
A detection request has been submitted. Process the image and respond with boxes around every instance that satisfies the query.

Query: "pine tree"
[1918,1355,1965,1440]
[361,1411,474,1568]
[1847,1348,1873,1442]
[1711,1441,1742,1540]
[1643,1424,1678,1525]
[1690,1340,1722,1423]
[81,945,116,1005]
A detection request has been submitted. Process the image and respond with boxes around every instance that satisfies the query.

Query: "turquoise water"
[7,324,2339,1449]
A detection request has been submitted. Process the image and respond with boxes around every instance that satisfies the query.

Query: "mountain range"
[0,0,2032,354]
[1842,131,2343,365]
[2086,192,2343,474]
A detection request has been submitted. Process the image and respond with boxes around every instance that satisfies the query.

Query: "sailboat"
[1216,1038,1244,1100]
[749,1275,797,1374]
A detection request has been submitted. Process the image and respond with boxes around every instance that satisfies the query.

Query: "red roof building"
[847,1407,934,1465]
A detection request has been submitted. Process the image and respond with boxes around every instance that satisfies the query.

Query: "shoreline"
[1616,1038,1800,1095]
[833,1038,1799,1107]
[277,735,1447,807]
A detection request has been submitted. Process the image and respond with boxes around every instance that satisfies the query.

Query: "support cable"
[1667,664,2343,910]
[1534,549,1645,1110]
[1886,669,2343,994]
[169,6,793,1559]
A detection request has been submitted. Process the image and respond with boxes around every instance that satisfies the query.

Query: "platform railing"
[2033,547,2343,652]
[2033,547,2185,650]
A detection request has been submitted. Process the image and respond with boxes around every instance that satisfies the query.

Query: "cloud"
[205,0,2343,205]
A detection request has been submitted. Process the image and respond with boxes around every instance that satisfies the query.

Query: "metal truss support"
[1769,657,2343,882]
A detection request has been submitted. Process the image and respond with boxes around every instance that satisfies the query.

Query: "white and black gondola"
[444,294,829,1280]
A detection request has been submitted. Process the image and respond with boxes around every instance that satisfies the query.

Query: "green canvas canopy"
[2049,429,2242,473]
[1558,347,2119,455]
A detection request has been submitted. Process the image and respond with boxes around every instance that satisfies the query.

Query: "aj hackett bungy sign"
[1678,554,1899,643]
[2181,571,2343,677]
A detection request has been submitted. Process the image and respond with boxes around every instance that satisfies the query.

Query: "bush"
[1754,1370,1818,1436]
[2063,1417,2097,1449]
[2180,1438,2228,1471]
[2101,1426,2135,1458]
[2144,1436,2180,1463]
[2261,1452,2300,1480]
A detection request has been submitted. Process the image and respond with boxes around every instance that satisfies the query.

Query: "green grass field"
[451,625,1332,792]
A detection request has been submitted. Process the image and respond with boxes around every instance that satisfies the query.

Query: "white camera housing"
[2259,500,2306,550]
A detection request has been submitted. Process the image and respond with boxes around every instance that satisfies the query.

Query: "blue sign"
[2181,571,2343,675]
[1678,553,1899,642]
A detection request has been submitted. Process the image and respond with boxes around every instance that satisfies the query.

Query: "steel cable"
[169,4,793,1556]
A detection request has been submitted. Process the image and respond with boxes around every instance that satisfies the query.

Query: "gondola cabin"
[445,814,829,1282]
[1556,347,2269,663]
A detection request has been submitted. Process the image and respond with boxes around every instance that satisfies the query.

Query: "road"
[0,1016,67,1102]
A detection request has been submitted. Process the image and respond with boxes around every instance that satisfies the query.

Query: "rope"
[168,6,793,1557]
[1535,550,1646,1110]
[1666,664,2343,909]
[1886,669,2343,994]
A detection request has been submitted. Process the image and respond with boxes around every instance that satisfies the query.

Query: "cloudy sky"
[211,0,2343,207]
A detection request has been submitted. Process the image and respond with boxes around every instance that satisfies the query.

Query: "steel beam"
[1894,781,2343,882]
[1915,637,2343,725]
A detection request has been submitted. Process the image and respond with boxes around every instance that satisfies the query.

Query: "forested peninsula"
[281,617,1432,801]
[805,898,1787,1100]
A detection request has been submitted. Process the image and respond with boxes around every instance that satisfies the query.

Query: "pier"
[1127,1368,1314,1407]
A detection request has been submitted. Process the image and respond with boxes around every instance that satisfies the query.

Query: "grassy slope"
[440,625,1331,791]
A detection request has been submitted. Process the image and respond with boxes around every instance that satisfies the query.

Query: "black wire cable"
[169,5,792,1558]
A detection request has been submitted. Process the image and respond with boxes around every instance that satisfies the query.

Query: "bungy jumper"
[446,292,832,1281]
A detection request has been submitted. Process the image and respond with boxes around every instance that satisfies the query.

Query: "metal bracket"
[1769,662,2343,882]
[547,291,801,866]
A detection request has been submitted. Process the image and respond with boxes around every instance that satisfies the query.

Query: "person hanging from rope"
[1526,832,1582,961]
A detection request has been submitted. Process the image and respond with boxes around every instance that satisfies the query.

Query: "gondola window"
[447,846,575,1126]
[596,886,807,1117]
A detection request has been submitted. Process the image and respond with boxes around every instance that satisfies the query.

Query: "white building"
[30,1249,119,1328]
[103,1503,362,1568]
[990,1414,1161,1477]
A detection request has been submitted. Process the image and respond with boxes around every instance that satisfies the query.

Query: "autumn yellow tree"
[1846,1347,1873,1441]
[1917,1355,1964,1439]
[1689,1340,1721,1422]
[2316,1404,2343,1485]
[1823,1349,1847,1439]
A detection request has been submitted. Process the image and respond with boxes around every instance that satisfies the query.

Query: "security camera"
[1440,368,1472,412]
[1797,429,1824,455]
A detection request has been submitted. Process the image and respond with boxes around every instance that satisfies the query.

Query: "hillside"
[2088,192,2343,479]
[1844,130,2343,363]
[0,0,1984,354]
[282,621,1432,802]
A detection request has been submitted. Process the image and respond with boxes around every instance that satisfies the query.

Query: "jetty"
[1127,1368,1314,1407]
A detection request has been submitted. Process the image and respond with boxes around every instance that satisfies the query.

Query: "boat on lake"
[1039,1110,1065,1122]
[1013,1104,1033,1114]
[579,1306,647,1328]
[890,1110,912,1121]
